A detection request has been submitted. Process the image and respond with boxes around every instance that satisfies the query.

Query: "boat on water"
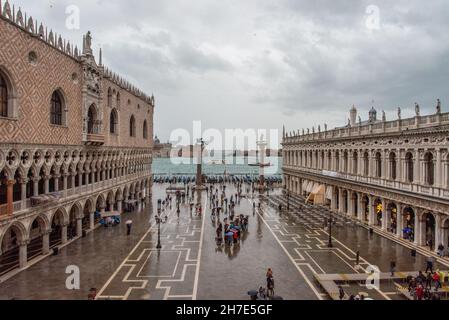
[209,160,226,165]
[248,162,272,167]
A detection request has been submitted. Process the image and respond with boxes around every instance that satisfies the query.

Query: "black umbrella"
[247,290,258,296]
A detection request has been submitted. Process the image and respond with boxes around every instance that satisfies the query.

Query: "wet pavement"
[0,184,446,300]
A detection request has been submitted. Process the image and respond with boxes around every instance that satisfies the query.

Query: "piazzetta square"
[0,0,448,313]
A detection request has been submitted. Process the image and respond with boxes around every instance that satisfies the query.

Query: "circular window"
[28,51,38,65]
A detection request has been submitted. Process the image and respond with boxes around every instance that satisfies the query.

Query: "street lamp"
[156,199,167,249]
[328,210,333,248]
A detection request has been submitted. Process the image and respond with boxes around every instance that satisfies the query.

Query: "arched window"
[424,152,435,186]
[130,115,136,137]
[363,152,369,176]
[352,152,358,175]
[107,88,112,107]
[375,152,382,178]
[405,152,414,183]
[50,91,64,125]
[110,109,118,134]
[0,73,7,117]
[116,92,121,108]
[87,104,98,134]
[389,152,397,180]
[143,120,148,139]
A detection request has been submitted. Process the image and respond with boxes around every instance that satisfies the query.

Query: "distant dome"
[154,136,160,144]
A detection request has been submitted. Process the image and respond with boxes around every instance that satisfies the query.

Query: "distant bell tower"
[350,105,357,127]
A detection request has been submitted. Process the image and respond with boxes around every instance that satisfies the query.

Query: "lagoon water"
[152,156,282,177]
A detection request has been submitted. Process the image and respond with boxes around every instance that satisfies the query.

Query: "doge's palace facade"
[283,103,449,256]
[0,1,154,277]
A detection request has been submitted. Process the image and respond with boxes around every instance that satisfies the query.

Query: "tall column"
[347,191,353,217]
[61,223,68,244]
[42,230,51,255]
[63,174,68,197]
[414,210,421,246]
[381,198,387,230]
[54,175,60,192]
[436,150,442,187]
[331,187,337,212]
[338,188,344,214]
[76,218,82,237]
[368,196,375,226]
[33,178,39,196]
[6,179,15,215]
[357,193,363,221]
[396,204,403,238]
[89,211,95,230]
[78,172,83,187]
[414,150,420,184]
[44,176,50,194]
[117,199,123,213]
[20,178,28,202]
[381,151,387,180]
[434,214,442,250]
[18,240,29,269]
[71,174,75,189]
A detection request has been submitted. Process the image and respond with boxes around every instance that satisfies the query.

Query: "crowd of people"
[406,269,446,300]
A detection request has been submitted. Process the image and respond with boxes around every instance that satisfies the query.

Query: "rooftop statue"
[415,103,420,116]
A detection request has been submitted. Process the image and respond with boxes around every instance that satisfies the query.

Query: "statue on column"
[436,99,441,114]
[382,110,386,122]
[397,107,401,120]
[415,103,420,116]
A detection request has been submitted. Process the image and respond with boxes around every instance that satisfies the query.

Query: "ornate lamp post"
[156,199,167,249]
[328,210,333,248]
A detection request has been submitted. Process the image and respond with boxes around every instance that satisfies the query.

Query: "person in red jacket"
[416,285,424,300]
[433,272,441,291]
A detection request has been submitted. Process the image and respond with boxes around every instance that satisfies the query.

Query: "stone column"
[347,191,353,217]
[368,196,375,226]
[44,176,50,194]
[54,175,60,192]
[6,179,15,215]
[414,150,420,184]
[414,210,421,246]
[76,218,82,237]
[71,174,75,189]
[117,199,123,213]
[381,198,387,230]
[396,204,403,238]
[20,178,28,202]
[89,211,95,230]
[63,174,68,197]
[42,230,51,255]
[33,178,39,197]
[330,187,337,212]
[436,149,442,187]
[61,223,68,244]
[434,214,442,251]
[338,188,344,214]
[357,193,363,221]
[18,240,29,269]
[78,172,83,187]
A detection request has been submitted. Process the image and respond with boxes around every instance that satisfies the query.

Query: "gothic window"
[107,88,112,107]
[116,92,121,108]
[50,90,64,125]
[130,115,136,137]
[110,109,118,134]
[0,73,8,117]
[87,104,98,134]
[143,120,148,139]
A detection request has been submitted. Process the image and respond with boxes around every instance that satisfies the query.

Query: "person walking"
[390,261,396,277]
[433,271,441,291]
[338,286,345,300]
[126,219,133,236]
[425,256,434,273]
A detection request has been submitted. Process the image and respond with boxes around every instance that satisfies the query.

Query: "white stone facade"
[282,105,449,254]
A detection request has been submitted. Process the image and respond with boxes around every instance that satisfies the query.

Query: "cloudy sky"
[12,0,449,147]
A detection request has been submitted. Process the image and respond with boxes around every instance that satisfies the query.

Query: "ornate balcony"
[85,133,105,146]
